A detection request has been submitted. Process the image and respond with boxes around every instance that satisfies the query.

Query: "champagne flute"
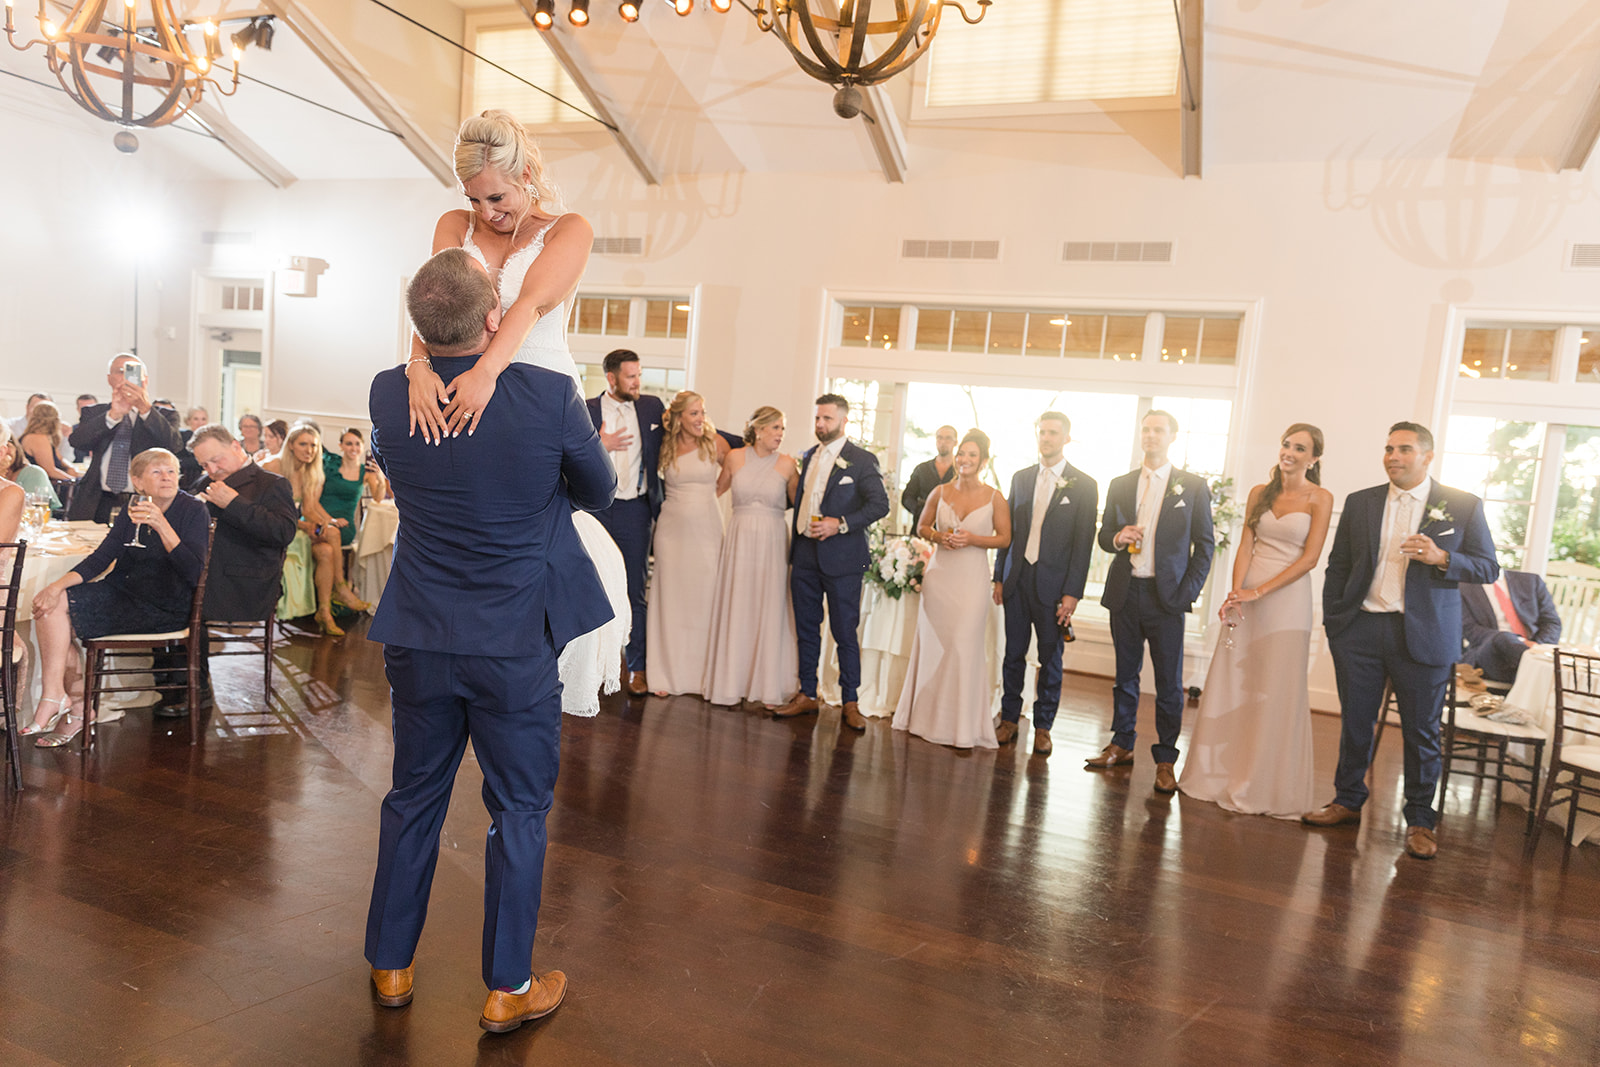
[126,492,150,548]
[1222,602,1242,649]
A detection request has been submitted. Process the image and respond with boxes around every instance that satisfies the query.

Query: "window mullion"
[1528,421,1567,574]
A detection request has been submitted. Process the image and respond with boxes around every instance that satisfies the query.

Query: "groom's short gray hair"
[407,248,498,353]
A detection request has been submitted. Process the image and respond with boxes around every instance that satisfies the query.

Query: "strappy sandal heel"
[18,695,69,737]
[36,711,86,748]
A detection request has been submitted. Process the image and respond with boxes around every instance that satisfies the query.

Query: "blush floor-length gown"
[1178,510,1318,818]
[645,448,725,695]
[891,496,999,749]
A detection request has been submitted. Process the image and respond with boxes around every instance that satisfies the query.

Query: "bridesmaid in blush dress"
[645,390,729,696]
[893,430,1011,749]
[1179,423,1334,818]
[703,407,801,708]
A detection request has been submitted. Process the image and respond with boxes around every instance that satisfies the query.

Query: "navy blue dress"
[66,492,210,639]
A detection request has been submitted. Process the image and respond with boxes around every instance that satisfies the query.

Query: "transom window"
[465,19,595,127]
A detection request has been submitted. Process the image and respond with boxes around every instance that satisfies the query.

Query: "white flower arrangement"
[866,533,936,600]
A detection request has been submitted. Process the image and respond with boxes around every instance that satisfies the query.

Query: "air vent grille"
[901,239,1001,261]
[1569,243,1600,269]
[1062,241,1172,264]
[592,236,644,256]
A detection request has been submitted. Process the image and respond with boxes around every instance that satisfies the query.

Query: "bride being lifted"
[403,109,629,716]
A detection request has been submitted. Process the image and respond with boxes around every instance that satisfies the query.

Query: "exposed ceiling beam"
[259,0,455,186]
[189,100,298,188]
[857,84,907,183]
[1560,70,1600,171]
[1177,0,1202,178]
[511,5,661,186]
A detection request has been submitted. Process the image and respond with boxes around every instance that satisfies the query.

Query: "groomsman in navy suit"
[774,394,890,731]
[587,349,665,696]
[364,249,615,1030]
[991,412,1098,756]
[1088,410,1214,793]
[1305,421,1499,860]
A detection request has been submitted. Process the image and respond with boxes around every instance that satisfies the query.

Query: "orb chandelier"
[4,0,243,128]
[752,0,991,116]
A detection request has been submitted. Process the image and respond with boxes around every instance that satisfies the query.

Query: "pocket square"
[840,476,854,485]
[649,423,659,431]
[1174,499,1187,509]
[1058,496,1070,506]
[1435,527,1455,537]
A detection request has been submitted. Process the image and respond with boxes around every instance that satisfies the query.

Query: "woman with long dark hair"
[1179,423,1333,817]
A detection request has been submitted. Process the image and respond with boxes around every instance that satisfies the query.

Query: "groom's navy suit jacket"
[1323,480,1499,667]
[789,440,890,576]
[993,462,1098,604]
[1098,468,1215,615]
[370,357,615,656]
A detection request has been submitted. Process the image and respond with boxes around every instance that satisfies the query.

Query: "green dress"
[320,452,364,547]
[276,488,317,621]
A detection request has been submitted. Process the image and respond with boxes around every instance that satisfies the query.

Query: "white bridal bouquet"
[867,533,936,599]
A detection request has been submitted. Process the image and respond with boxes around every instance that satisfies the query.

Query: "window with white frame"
[463,17,595,127]
[566,292,693,404]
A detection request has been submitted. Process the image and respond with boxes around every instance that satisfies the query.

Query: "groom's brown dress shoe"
[994,720,1019,746]
[1084,743,1134,769]
[1302,803,1362,827]
[1404,826,1438,860]
[841,701,867,731]
[1153,762,1178,794]
[626,672,648,697]
[773,693,819,719]
[1032,729,1053,756]
[372,962,414,1007]
[480,971,567,1033]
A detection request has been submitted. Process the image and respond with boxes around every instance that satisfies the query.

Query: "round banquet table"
[350,499,398,609]
[1498,644,1600,844]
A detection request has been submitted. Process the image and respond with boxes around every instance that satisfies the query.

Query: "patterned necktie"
[105,416,133,494]
[798,449,829,537]
[1378,492,1415,608]
[1024,466,1053,564]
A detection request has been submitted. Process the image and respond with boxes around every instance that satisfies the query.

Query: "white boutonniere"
[834,457,850,472]
[1426,503,1453,525]
[1055,476,1074,491]
[1168,482,1184,499]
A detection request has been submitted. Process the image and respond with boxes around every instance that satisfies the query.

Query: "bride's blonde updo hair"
[454,109,563,217]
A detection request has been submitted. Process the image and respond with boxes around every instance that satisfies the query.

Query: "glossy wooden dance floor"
[4,618,1598,1065]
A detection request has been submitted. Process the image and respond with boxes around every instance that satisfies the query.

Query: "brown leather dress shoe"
[994,720,1019,746]
[1032,729,1052,756]
[480,971,567,1033]
[1404,825,1438,860]
[841,701,867,731]
[1084,743,1134,769]
[626,671,647,697]
[1301,802,1362,827]
[773,693,819,719]
[1153,762,1177,794]
[372,962,414,1008]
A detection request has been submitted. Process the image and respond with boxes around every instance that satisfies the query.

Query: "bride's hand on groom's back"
[443,365,497,438]
[405,362,451,445]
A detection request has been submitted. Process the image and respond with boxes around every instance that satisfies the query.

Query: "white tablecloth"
[1497,644,1600,843]
[817,583,1004,718]
[351,500,398,608]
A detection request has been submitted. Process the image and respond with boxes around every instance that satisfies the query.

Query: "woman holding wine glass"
[1179,423,1333,817]
[263,426,369,636]
[24,448,209,747]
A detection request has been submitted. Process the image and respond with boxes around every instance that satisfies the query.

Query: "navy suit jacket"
[1322,480,1500,667]
[1461,570,1561,655]
[586,393,666,520]
[66,403,185,520]
[789,439,890,577]
[370,357,615,657]
[1098,468,1215,615]
[994,461,1099,604]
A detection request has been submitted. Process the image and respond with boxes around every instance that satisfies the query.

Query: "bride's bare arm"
[406,213,471,444]
[441,213,596,438]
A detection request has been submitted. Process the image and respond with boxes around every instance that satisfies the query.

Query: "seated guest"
[8,392,51,437]
[21,401,79,496]
[257,419,289,463]
[263,425,370,636]
[0,431,24,538]
[238,414,265,458]
[0,424,62,511]
[900,424,958,526]
[321,428,389,552]
[68,354,185,522]
[24,448,209,746]
[70,394,97,463]
[1461,570,1562,683]
[143,426,299,719]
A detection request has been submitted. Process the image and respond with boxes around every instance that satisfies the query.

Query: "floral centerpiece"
[866,530,936,599]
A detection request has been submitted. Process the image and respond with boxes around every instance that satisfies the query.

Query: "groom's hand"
[1401,533,1448,568]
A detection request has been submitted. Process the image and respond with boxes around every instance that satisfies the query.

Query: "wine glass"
[1222,603,1243,649]
[126,493,150,548]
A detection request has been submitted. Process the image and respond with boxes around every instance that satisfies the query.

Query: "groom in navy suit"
[1304,421,1498,860]
[1088,410,1214,793]
[364,249,615,1031]
[773,394,890,731]
[992,412,1099,756]
[587,349,665,695]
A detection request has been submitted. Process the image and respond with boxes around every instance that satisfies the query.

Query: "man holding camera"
[67,353,184,522]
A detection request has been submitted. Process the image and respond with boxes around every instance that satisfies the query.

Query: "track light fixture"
[569,0,589,23]
[709,0,731,10]
[533,0,554,29]
[674,0,693,14]
[618,0,639,19]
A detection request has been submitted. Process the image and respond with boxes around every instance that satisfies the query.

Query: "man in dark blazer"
[1088,409,1214,792]
[1461,571,1561,682]
[900,424,957,525]
[587,349,665,696]
[1304,421,1499,860]
[363,249,614,1031]
[67,353,185,522]
[991,412,1098,756]
[773,394,890,731]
